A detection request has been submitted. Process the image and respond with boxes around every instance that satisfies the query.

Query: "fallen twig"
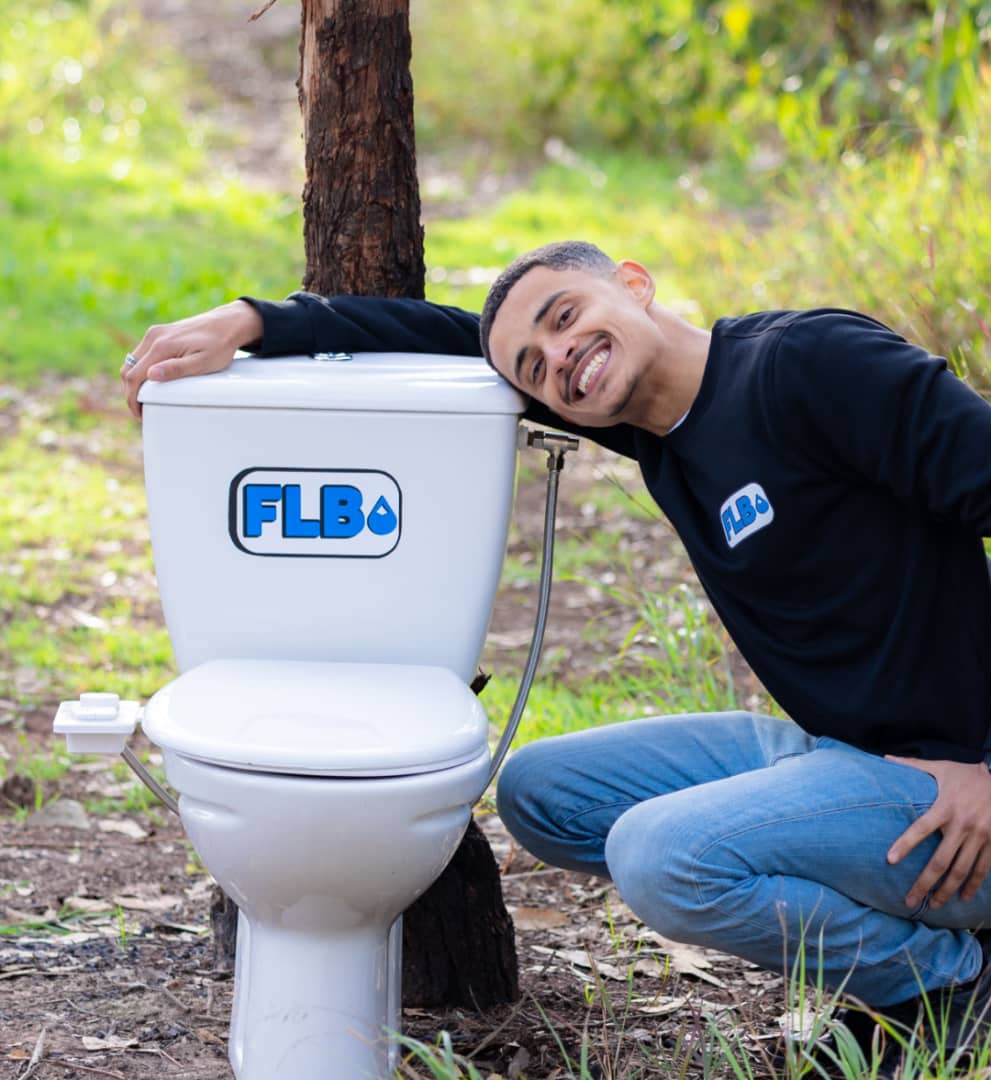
[249,0,279,20]
[59,1062,126,1080]
[17,1026,46,1080]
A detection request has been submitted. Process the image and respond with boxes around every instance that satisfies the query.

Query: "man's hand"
[886,756,991,909]
[120,300,264,418]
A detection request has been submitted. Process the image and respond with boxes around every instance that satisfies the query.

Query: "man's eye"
[557,307,573,329]
[532,356,544,383]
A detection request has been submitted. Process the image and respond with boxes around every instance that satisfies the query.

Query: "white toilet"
[110,354,521,1078]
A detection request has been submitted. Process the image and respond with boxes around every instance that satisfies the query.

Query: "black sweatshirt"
[243,292,991,761]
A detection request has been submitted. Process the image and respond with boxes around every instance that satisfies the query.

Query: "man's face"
[487,263,660,428]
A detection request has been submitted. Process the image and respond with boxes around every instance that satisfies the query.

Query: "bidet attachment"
[53,692,180,815]
[54,692,139,754]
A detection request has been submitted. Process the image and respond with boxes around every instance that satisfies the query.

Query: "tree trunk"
[402,817,519,1008]
[298,0,424,298]
[211,0,519,1010]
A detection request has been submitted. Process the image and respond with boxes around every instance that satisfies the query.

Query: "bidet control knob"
[54,693,140,755]
[78,692,121,721]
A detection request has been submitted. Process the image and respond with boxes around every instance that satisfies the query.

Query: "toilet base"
[161,746,491,1080]
[228,912,403,1079]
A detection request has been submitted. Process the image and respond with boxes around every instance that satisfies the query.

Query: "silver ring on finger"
[124,352,139,368]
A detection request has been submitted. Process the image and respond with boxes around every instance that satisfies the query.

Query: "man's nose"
[546,336,576,374]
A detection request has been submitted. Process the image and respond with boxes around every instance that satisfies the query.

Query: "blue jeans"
[496,711,991,1006]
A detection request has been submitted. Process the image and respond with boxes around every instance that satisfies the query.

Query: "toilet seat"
[141,659,490,778]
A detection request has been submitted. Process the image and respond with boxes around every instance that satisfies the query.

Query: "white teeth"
[577,349,608,395]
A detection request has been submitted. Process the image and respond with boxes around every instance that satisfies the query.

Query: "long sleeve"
[769,310,991,535]
[241,292,484,357]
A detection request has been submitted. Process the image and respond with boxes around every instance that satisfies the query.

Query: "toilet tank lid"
[141,659,491,777]
[138,353,526,414]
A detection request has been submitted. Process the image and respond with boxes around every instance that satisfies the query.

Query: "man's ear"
[616,260,655,308]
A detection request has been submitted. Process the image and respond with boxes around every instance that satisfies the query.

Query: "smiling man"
[479,244,709,437]
[122,240,991,1064]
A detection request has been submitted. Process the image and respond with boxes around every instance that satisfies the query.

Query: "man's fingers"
[121,351,148,419]
[962,846,991,901]
[904,831,962,907]
[930,837,981,908]
[887,805,943,865]
[121,342,228,418]
[146,353,211,382]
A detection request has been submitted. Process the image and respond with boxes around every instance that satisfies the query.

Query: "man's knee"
[605,798,711,943]
[496,740,558,845]
[496,737,618,876]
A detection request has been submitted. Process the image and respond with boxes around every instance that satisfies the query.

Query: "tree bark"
[298,0,424,298]
[402,817,519,1008]
[402,672,518,1006]
[211,0,519,1010]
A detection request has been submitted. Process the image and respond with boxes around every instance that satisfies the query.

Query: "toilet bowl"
[142,657,492,1079]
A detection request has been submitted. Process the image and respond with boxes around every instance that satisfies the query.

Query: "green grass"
[0,141,303,379]
[396,944,991,1080]
[83,756,169,818]
[7,2,990,384]
[0,384,175,710]
[480,575,743,748]
[424,132,991,385]
[3,0,990,385]
[0,1,303,380]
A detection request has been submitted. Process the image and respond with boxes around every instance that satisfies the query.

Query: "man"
[122,241,991,1057]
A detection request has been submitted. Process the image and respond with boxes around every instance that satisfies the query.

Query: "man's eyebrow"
[533,290,566,328]
[513,290,567,386]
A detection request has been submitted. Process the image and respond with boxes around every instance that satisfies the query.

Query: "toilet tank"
[138,353,525,681]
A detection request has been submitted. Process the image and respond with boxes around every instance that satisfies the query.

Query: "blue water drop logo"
[755,493,770,514]
[367,495,398,535]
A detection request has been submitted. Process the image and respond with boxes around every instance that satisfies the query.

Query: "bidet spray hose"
[479,429,578,798]
[121,744,180,816]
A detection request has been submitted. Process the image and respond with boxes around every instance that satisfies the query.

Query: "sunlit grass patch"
[481,576,745,749]
[0,380,174,712]
[0,142,303,381]
[0,2,303,381]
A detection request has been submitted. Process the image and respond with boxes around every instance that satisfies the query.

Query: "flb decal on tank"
[229,468,401,558]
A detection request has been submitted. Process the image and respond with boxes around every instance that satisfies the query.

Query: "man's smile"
[570,338,611,402]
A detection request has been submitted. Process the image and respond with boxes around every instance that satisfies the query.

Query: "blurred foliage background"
[1,0,989,381]
[414,0,988,158]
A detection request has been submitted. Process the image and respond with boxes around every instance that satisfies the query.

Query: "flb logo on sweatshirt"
[720,482,773,548]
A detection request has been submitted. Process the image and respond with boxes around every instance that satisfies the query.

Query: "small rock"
[1,774,35,809]
[26,798,91,830]
[97,817,147,839]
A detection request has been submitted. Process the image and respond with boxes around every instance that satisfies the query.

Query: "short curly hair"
[479,241,615,364]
